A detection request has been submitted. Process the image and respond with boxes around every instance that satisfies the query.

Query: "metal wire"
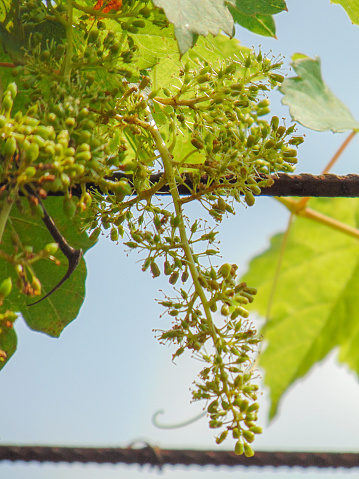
[14,173,359,198]
[0,445,358,468]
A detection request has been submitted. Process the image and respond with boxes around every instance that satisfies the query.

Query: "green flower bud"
[244,443,254,457]
[244,190,255,207]
[4,136,17,156]
[0,277,12,299]
[45,243,59,255]
[235,440,244,455]
[150,261,161,278]
[25,142,39,162]
[110,227,119,242]
[221,304,230,316]
[169,271,179,285]
[63,197,76,218]
[215,430,228,445]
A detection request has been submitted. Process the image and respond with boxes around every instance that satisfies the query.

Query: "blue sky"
[1,1,359,478]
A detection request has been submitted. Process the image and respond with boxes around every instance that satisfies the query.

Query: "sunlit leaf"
[241,197,359,418]
[331,0,359,25]
[280,54,359,132]
[231,10,276,37]
[152,0,234,55]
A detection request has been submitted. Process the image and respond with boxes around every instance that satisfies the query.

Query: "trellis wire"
[0,445,358,469]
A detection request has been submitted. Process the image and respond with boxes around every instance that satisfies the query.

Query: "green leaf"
[241,198,359,419]
[152,0,234,55]
[150,33,250,92]
[0,319,17,371]
[231,10,276,37]
[230,0,287,16]
[1,197,94,338]
[331,0,359,25]
[229,0,286,38]
[280,54,359,132]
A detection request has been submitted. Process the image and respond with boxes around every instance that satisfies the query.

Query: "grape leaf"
[231,10,276,37]
[229,0,287,16]
[152,0,234,55]
[241,197,359,419]
[280,54,359,132]
[0,319,17,371]
[1,197,94,338]
[331,0,359,25]
[229,0,286,38]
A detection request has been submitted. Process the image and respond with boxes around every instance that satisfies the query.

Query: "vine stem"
[63,2,74,82]
[277,196,359,239]
[147,121,218,342]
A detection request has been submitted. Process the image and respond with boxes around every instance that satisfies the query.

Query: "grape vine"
[0,0,303,455]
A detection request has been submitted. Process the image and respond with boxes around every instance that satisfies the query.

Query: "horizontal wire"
[1,445,358,468]
[13,173,359,198]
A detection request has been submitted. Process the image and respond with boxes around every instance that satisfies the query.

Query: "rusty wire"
[13,173,359,198]
[0,445,358,468]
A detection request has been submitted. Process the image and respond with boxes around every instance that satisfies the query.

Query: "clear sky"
[2,1,359,478]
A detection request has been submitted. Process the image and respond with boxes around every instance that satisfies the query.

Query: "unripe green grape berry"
[164,261,172,276]
[289,136,304,146]
[257,107,270,117]
[210,302,217,312]
[246,135,256,148]
[110,227,119,242]
[6,83,17,100]
[132,19,145,28]
[4,136,17,156]
[90,227,101,242]
[243,430,255,443]
[2,94,13,113]
[221,304,230,316]
[31,276,41,294]
[139,6,151,17]
[235,440,244,456]
[24,166,36,178]
[276,125,286,137]
[44,242,59,255]
[75,151,92,162]
[63,197,76,218]
[150,262,161,278]
[181,270,189,283]
[244,190,255,207]
[270,73,284,83]
[264,139,276,149]
[249,425,263,434]
[169,271,179,285]
[0,277,12,299]
[270,116,279,131]
[283,148,298,158]
[215,430,228,444]
[191,138,204,150]
[25,142,39,162]
[244,443,254,457]
[218,263,231,278]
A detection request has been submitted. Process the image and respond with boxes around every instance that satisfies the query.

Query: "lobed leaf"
[241,198,359,419]
[331,0,359,25]
[231,10,276,37]
[229,0,287,38]
[152,0,234,55]
[1,198,94,338]
[280,54,359,132]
